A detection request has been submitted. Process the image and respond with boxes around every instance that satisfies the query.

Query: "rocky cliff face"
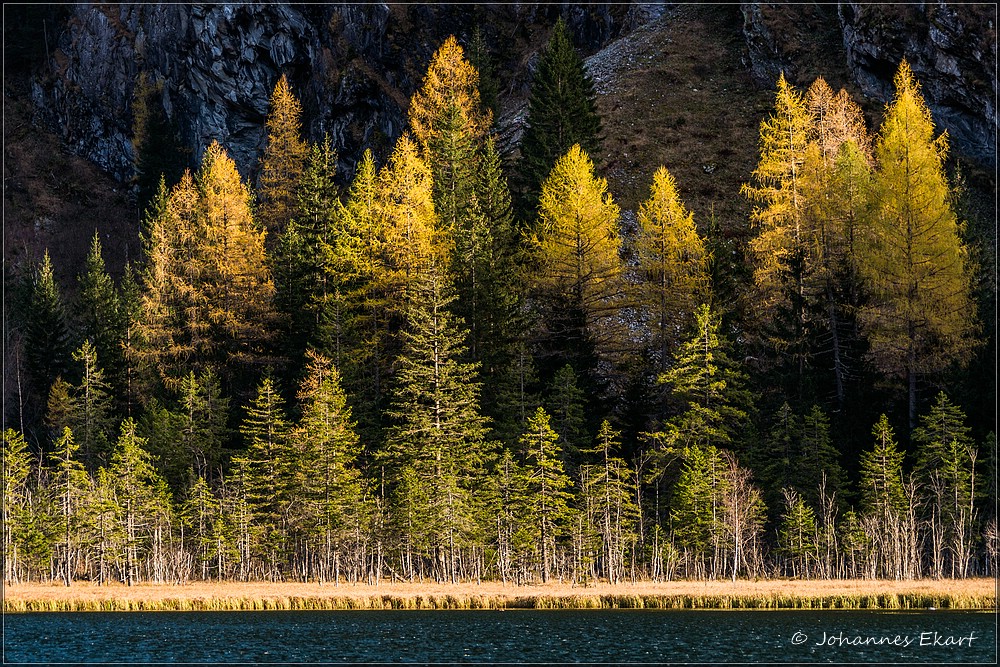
[839,2,996,166]
[28,2,998,185]
[32,3,633,183]
[741,2,996,166]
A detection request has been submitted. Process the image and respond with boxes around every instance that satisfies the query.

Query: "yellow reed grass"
[4,578,994,612]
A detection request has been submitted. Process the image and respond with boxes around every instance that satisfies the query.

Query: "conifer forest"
[4,17,996,588]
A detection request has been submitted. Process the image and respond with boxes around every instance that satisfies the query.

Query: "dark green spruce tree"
[293,351,369,582]
[466,25,499,118]
[383,264,491,582]
[69,340,116,469]
[798,404,844,509]
[519,406,573,583]
[470,136,525,374]
[25,251,74,402]
[518,17,602,211]
[757,402,800,515]
[235,374,295,579]
[273,136,341,369]
[546,364,589,471]
[117,261,144,416]
[48,426,90,585]
[913,393,977,577]
[146,370,229,489]
[77,232,125,400]
[655,304,753,453]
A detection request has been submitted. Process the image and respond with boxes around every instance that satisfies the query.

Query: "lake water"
[3,609,995,663]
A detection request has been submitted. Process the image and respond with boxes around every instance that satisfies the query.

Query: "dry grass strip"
[4,578,995,612]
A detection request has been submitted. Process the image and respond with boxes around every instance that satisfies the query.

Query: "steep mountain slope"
[589,4,774,229]
[4,2,995,283]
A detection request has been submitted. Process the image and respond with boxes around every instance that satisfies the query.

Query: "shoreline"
[4,578,996,612]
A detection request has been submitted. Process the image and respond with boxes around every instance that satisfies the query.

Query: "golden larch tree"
[533,144,623,366]
[378,134,442,294]
[806,77,871,167]
[199,141,277,362]
[860,61,977,429]
[408,35,492,151]
[742,73,813,380]
[138,141,277,389]
[798,80,872,405]
[407,34,492,318]
[258,74,309,235]
[634,166,709,372]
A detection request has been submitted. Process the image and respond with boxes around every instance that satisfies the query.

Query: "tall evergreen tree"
[913,392,977,577]
[48,427,91,585]
[77,232,125,396]
[778,487,816,578]
[175,370,229,483]
[669,443,727,578]
[519,18,602,209]
[106,418,171,586]
[236,374,294,578]
[470,136,529,427]
[545,364,589,469]
[490,341,541,449]
[657,304,752,452]
[473,136,523,339]
[860,414,907,517]
[273,135,342,365]
[579,420,639,583]
[432,102,481,318]
[519,407,573,582]
[383,267,490,582]
[180,473,222,580]
[860,61,978,429]
[3,429,34,583]
[466,26,499,118]
[70,340,115,469]
[293,351,368,583]
[858,414,908,578]
[757,402,800,513]
[24,251,73,401]
[798,404,844,508]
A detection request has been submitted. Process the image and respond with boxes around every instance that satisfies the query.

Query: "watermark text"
[789,630,978,649]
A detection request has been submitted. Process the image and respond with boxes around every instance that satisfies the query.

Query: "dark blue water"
[3,609,995,663]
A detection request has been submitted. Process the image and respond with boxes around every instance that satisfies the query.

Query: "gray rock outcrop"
[839,2,996,166]
[741,1,996,166]
[32,3,629,184]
